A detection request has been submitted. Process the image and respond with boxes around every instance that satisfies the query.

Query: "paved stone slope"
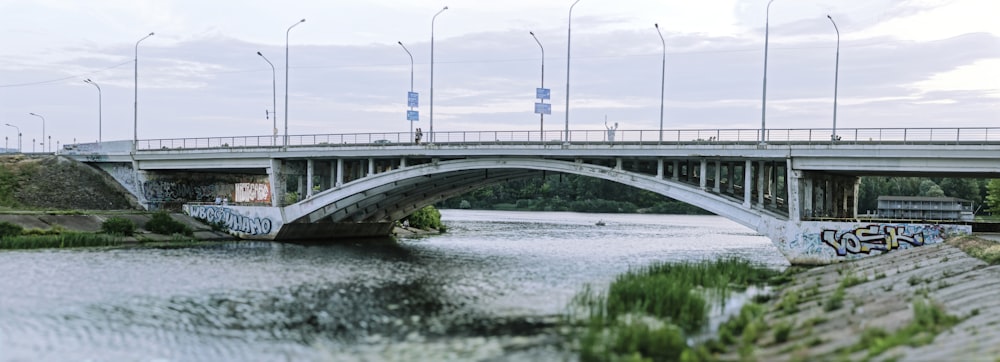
[755,241,1000,361]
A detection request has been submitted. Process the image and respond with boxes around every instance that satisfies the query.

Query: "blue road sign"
[536,88,550,100]
[407,92,419,108]
[534,102,551,115]
[407,110,419,121]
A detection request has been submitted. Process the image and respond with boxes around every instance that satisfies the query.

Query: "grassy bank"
[567,258,782,361]
[566,242,986,362]
[0,212,201,250]
[0,232,122,250]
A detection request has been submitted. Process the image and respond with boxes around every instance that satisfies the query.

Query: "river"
[0,210,788,361]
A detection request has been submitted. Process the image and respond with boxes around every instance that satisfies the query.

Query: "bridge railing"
[135,127,1000,151]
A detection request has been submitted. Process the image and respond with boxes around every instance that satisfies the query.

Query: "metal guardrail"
[134,127,1000,151]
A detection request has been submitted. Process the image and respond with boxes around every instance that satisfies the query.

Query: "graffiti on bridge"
[821,225,925,256]
[189,206,274,235]
[234,183,270,203]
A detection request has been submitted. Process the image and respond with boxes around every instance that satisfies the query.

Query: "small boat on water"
[595,220,606,226]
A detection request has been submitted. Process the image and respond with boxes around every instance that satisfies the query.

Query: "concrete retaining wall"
[771,219,972,264]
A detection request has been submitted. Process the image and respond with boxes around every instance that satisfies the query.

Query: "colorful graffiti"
[234,183,270,203]
[821,225,926,256]
[189,205,274,235]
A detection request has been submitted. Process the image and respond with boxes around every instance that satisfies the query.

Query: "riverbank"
[0,210,440,246]
[739,235,1000,361]
[0,212,234,243]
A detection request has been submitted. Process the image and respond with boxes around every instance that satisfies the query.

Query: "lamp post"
[430,6,448,144]
[530,31,545,142]
[285,19,306,150]
[565,0,581,144]
[398,41,415,141]
[29,113,45,152]
[827,14,840,142]
[5,124,21,153]
[84,79,102,144]
[759,0,775,145]
[257,51,277,146]
[655,23,666,144]
[134,32,154,153]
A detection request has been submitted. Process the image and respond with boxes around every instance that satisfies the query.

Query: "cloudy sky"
[0,0,997,148]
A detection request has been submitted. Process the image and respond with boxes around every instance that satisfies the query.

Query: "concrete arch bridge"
[69,127,1000,264]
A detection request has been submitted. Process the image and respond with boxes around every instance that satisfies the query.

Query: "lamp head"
[443,6,448,10]
[827,14,832,20]
[655,23,659,29]
[84,78,91,83]
[148,32,155,36]
[398,41,403,45]
[529,31,535,36]
[257,51,263,56]
[299,19,306,23]
[29,112,37,116]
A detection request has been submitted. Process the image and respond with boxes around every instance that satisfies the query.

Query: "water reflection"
[0,210,787,361]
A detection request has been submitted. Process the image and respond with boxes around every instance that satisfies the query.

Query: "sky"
[0,0,998,149]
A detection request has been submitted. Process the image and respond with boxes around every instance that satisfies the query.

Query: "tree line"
[439,173,1000,216]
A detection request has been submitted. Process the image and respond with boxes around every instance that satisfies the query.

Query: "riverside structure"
[64,126,999,265]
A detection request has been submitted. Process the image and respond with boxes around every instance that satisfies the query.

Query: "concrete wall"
[97,162,270,210]
[182,204,394,241]
[184,204,284,240]
[771,219,971,264]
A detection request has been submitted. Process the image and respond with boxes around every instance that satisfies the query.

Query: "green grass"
[948,236,1000,264]
[824,285,846,312]
[841,299,961,360]
[0,232,122,249]
[570,258,780,362]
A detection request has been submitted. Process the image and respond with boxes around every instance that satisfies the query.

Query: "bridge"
[66,127,1000,265]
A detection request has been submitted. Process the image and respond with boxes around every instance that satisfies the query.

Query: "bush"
[101,217,136,236]
[0,221,23,238]
[144,212,193,236]
[406,205,443,230]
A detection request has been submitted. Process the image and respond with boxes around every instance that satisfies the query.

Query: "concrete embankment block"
[754,239,1000,361]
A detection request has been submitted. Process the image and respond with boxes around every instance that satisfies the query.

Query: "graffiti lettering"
[143,180,219,202]
[189,206,273,235]
[822,225,925,256]
[234,183,270,203]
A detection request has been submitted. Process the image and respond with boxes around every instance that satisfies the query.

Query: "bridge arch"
[282,157,767,235]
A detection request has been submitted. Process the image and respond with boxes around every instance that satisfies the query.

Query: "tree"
[986,179,1000,214]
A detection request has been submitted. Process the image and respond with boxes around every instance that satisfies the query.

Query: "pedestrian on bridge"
[415,128,423,144]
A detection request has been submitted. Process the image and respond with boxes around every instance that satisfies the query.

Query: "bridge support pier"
[268,159,283,207]
[306,159,315,199]
[336,159,344,187]
[713,160,722,193]
[743,160,752,208]
[757,161,765,208]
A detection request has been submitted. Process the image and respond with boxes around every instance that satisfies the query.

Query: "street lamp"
[4,124,20,152]
[84,79,102,144]
[257,51,277,146]
[530,31,545,141]
[565,0,581,144]
[284,19,306,150]
[655,23,666,144]
[398,41,415,141]
[29,113,45,152]
[760,0,775,145]
[827,14,840,142]
[134,32,154,153]
[430,6,448,144]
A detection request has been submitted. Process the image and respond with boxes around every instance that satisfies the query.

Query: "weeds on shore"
[948,235,1000,264]
[838,298,960,361]
[0,232,121,249]
[569,258,781,362]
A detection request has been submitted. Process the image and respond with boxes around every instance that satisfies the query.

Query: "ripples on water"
[0,210,787,361]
